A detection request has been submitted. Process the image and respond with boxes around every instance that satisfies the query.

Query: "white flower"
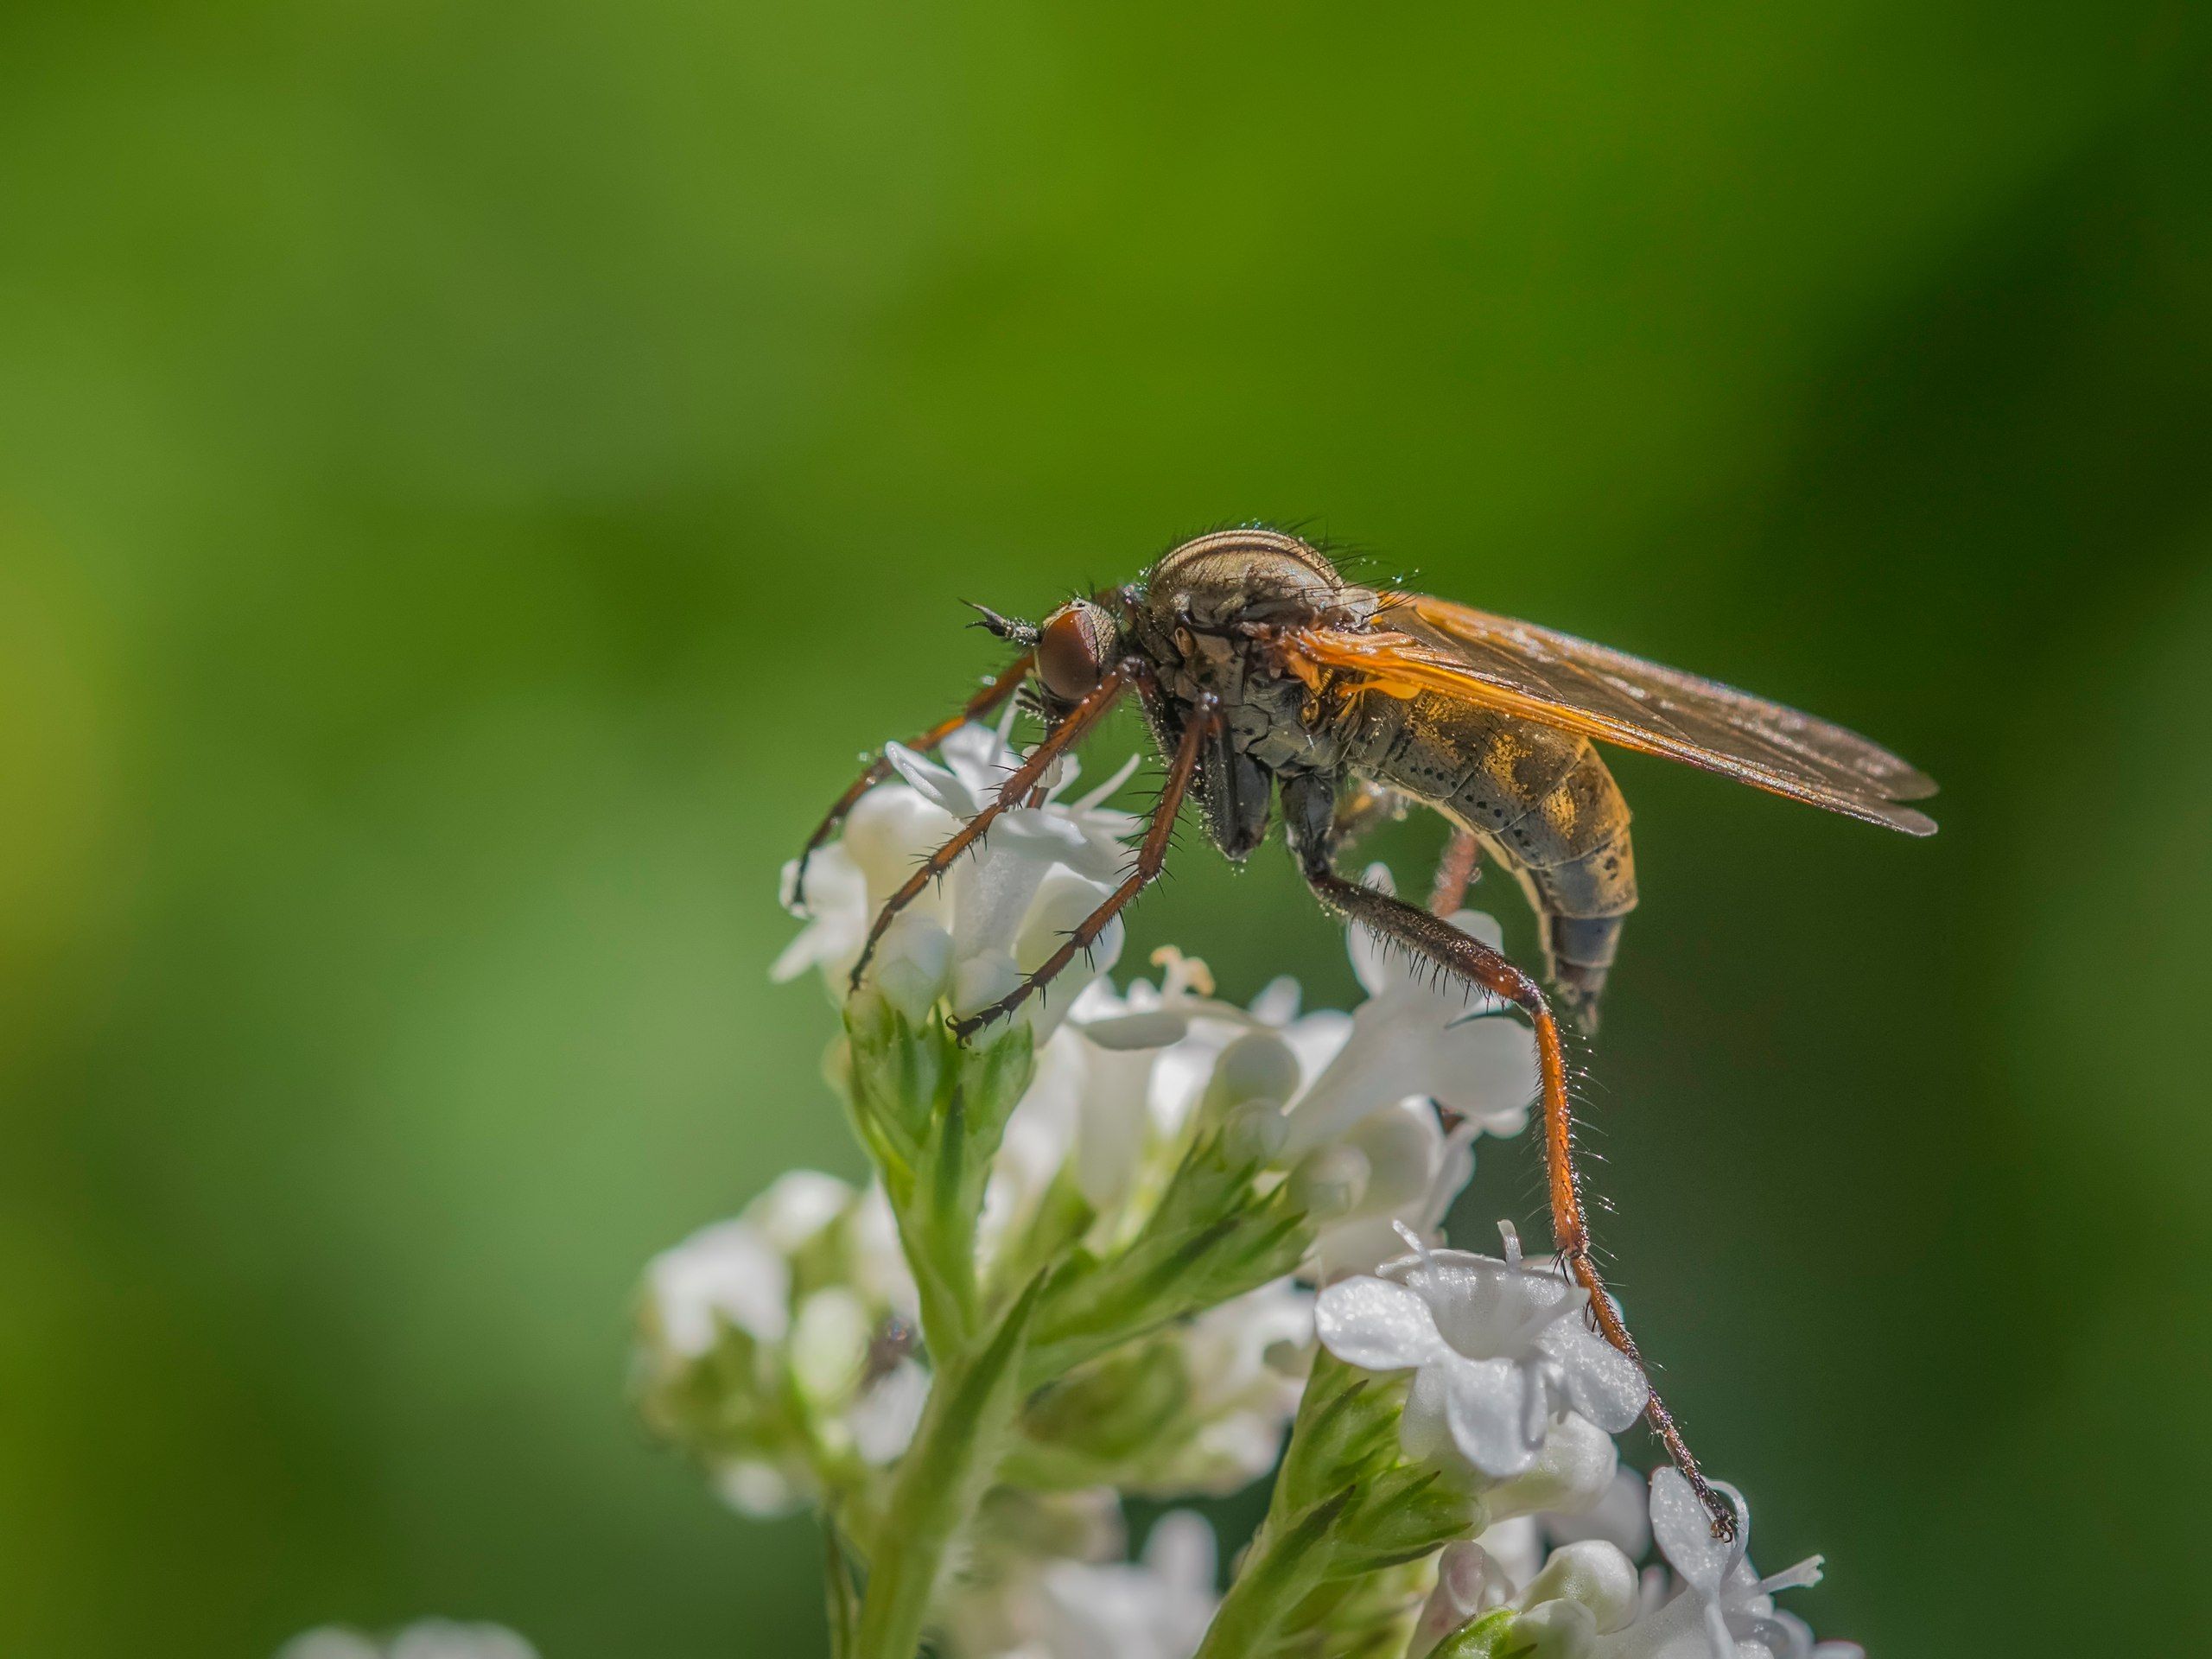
[1281,868,1540,1157]
[1025,1510,1220,1659]
[1590,1472,1836,1659]
[1479,1466,1654,1593]
[847,1179,922,1325]
[1147,1278,1314,1494]
[635,1172,929,1514]
[982,952,1308,1271]
[1313,1224,1648,1479]
[888,718,1141,888]
[745,1168,855,1253]
[643,1169,875,1357]
[645,1217,791,1355]
[1549,1466,1656,1560]
[774,786,950,987]
[1306,1096,1481,1281]
[778,720,1141,1035]
[1409,1538,1516,1656]
[976,1027,1087,1263]
[1412,1535,1643,1659]
[276,1623,537,1659]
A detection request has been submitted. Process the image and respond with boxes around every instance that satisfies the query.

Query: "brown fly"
[794,527,1937,1536]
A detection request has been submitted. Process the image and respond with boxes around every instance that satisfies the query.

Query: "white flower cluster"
[276,1624,537,1659]
[778,716,1142,1034]
[634,1169,928,1515]
[1407,1468,1857,1659]
[629,718,1860,1659]
[275,717,1863,1659]
[944,1495,1224,1659]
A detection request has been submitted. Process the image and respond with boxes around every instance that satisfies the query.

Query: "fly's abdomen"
[1342,689,1637,1010]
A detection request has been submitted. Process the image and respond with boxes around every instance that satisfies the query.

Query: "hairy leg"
[1281,778,1732,1540]
[848,662,1142,991]
[792,652,1034,914]
[1427,825,1481,917]
[1327,779,1412,855]
[950,695,1218,1038]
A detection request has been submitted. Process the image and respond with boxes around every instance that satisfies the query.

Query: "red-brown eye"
[1036,603,1110,702]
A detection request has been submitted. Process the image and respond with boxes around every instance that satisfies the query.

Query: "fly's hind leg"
[1281,774,1734,1540]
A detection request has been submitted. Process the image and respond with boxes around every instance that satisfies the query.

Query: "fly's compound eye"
[1035,601,1116,702]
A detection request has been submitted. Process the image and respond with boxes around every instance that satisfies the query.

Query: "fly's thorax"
[1137,620,1344,777]
[1141,530,1376,631]
[1130,533,1376,779]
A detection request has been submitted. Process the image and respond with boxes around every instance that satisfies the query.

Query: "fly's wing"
[1281,592,1938,836]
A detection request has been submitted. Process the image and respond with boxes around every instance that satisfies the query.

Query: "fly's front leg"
[848,662,1141,991]
[950,694,1217,1039]
[793,652,1034,913]
[1280,775,1735,1541]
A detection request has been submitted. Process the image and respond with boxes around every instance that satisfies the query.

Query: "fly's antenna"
[965,601,1040,647]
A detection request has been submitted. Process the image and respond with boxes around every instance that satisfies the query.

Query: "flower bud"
[714,1459,801,1517]
[1289,1144,1370,1218]
[1505,1598,1596,1659]
[790,1288,872,1405]
[1483,1411,1618,1520]
[1222,1100,1289,1166]
[1203,1031,1303,1121]
[1519,1541,1639,1635]
[1344,1102,1442,1215]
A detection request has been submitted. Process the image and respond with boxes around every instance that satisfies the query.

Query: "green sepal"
[1006,1337,1196,1488]
[1274,1351,1404,1514]
[1022,1126,1313,1384]
[842,999,1035,1354]
[1427,1607,1523,1659]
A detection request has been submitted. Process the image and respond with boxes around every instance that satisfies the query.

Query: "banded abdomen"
[1334,687,1637,1011]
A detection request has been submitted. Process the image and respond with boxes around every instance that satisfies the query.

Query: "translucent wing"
[1282,593,1938,835]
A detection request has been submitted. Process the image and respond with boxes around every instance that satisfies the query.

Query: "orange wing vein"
[1281,593,1938,836]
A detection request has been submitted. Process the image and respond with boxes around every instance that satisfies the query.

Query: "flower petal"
[884,741,980,819]
[1077,1009,1192,1050]
[1399,1363,1456,1467]
[1437,1349,1541,1476]
[1314,1275,1445,1372]
[1649,1466,1734,1595]
[1545,1327,1650,1433]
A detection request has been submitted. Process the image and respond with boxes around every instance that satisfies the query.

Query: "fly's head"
[969,595,1130,725]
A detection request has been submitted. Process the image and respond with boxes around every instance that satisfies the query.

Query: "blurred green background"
[3,3,2209,1654]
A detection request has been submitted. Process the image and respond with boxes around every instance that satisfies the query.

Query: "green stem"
[823,1522,862,1659]
[852,1275,1046,1659]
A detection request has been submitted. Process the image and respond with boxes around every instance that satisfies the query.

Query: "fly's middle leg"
[1428,825,1481,916]
[1326,779,1411,855]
